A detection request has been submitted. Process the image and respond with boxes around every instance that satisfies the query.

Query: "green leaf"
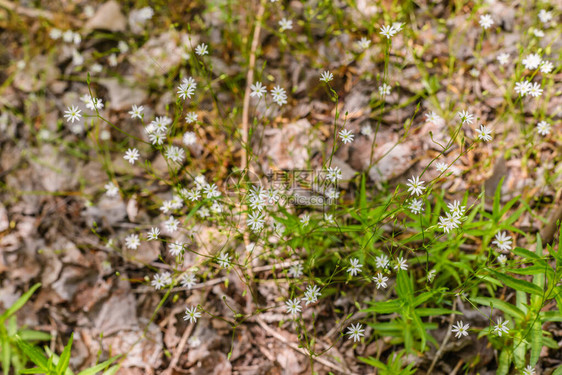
[56,333,73,375]
[77,356,121,375]
[358,356,385,369]
[553,365,562,375]
[20,367,47,374]
[15,336,49,371]
[1,327,11,375]
[102,365,121,375]
[395,271,413,301]
[0,283,41,323]
[540,311,562,322]
[529,320,542,365]
[487,269,543,296]
[470,297,525,320]
[18,330,52,342]
[415,308,461,317]
[363,300,402,314]
[496,349,509,375]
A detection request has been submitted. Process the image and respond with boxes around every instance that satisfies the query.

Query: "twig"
[239,0,266,314]
[255,317,359,375]
[0,0,54,20]
[427,299,458,374]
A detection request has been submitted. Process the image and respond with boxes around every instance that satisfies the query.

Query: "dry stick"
[0,0,81,27]
[427,299,458,374]
[0,0,54,20]
[240,0,266,314]
[256,318,359,375]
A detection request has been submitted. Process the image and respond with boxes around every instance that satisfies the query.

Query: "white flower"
[326,188,340,200]
[427,269,437,282]
[210,201,223,214]
[250,82,267,98]
[169,241,184,256]
[425,111,443,124]
[194,175,207,190]
[164,216,180,233]
[375,254,389,269]
[64,106,82,123]
[523,365,536,375]
[492,231,512,252]
[324,213,334,224]
[528,82,543,97]
[195,43,208,56]
[338,129,354,144]
[394,257,408,271]
[81,94,104,111]
[360,125,372,136]
[406,175,426,196]
[347,258,363,276]
[540,61,553,74]
[165,146,185,164]
[288,263,303,278]
[198,207,210,218]
[533,29,544,38]
[279,18,293,31]
[357,37,371,50]
[185,112,198,124]
[522,53,542,70]
[151,273,167,290]
[475,124,492,142]
[49,28,62,40]
[147,227,160,240]
[497,53,509,65]
[408,198,424,214]
[457,110,474,125]
[536,121,551,136]
[128,104,144,119]
[203,183,221,198]
[346,323,365,342]
[148,133,166,145]
[515,80,532,96]
[300,213,310,226]
[105,182,119,197]
[493,318,509,337]
[378,83,391,96]
[125,234,140,250]
[177,83,195,100]
[373,273,388,289]
[124,148,140,164]
[447,201,466,217]
[438,212,461,233]
[435,162,448,173]
[451,320,470,338]
[217,252,231,268]
[379,25,396,39]
[183,131,197,146]
[497,254,507,264]
[72,49,84,66]
[186,189,201,201]
[271,86,288,106]
[479,14,494,29]
[183,306,201,323]
[285,298,302,315]
[392,22,404,32]
[320,71,333,83]
[181,273,197,289]
[303,285,321,305]
[539,10,552,24]
[326,166,342,182]
[118,40,129,53]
